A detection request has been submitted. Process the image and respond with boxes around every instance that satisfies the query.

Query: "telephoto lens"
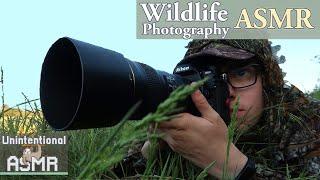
[40,37,186,130]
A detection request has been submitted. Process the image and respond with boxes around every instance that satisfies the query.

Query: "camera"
[40,37,230,130]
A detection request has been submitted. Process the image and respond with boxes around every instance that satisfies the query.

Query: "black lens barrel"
[40,37,179,130]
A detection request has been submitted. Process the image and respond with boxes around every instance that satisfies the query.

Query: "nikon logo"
[175,66,190,73]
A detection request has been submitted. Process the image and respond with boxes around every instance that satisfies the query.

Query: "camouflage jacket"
[237,84,320,179]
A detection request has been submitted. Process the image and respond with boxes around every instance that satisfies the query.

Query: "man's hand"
[142,89,247,178]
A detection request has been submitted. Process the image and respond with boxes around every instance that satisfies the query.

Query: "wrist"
[228,144,248,177]
[207,144,248,178]
[235,157,256,180]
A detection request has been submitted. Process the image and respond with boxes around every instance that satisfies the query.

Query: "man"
[116,39,320,179]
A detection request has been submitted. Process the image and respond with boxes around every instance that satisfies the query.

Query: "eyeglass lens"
[227,65,258,88]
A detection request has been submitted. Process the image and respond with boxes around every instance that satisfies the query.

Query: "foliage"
[309,85,320,100]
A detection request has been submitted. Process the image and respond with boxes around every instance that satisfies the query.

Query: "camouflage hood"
[182,39,320,178]
[180,39,284,96]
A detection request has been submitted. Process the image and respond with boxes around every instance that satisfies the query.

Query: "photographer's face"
[225,64,264,129]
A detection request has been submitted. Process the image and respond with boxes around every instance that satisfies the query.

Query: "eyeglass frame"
[220,64,262,89]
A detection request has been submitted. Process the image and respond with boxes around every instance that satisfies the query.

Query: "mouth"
[226,99,248,118]
[229,108,245,112]
[229,108,246,117]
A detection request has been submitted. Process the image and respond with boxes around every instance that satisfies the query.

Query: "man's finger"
[158,113,190,130]
[191,89,219,122]
[160,132,176,151]
[141,140,150,159]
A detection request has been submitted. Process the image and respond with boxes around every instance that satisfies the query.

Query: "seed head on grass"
[222,96,240,179]
[135,77,208,129]
[77,79,208,179]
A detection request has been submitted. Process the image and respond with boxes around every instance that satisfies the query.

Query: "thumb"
[191,89,219,122]
[141,141,150,159]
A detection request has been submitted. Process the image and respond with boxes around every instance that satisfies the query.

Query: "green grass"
[1,76,232,179]
[1,68,318,179]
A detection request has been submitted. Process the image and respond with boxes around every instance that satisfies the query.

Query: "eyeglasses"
[222,64,261,89]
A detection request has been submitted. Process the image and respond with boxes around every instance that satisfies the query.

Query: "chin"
[237,114,261,130]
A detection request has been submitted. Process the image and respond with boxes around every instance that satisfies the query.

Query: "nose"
[228,83,236,100]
